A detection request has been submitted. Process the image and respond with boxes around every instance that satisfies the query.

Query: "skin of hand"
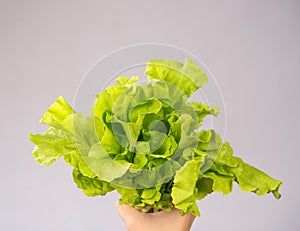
[116,202,196,231]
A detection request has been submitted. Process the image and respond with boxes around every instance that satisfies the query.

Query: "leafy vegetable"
[29,59,282,216]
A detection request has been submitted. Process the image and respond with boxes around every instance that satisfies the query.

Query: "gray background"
[0,0,299,230]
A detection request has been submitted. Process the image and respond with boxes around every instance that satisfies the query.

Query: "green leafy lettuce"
[29,59,281,216]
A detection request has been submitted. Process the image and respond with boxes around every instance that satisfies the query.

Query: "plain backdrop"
[0,0,299,230]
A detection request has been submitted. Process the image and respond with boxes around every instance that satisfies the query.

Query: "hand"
[116,202,195,231]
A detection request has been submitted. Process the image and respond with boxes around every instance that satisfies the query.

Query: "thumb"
[116,201,144,223]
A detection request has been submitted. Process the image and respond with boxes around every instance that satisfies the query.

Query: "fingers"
[116,201,196,231]
[147,208,196,230]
